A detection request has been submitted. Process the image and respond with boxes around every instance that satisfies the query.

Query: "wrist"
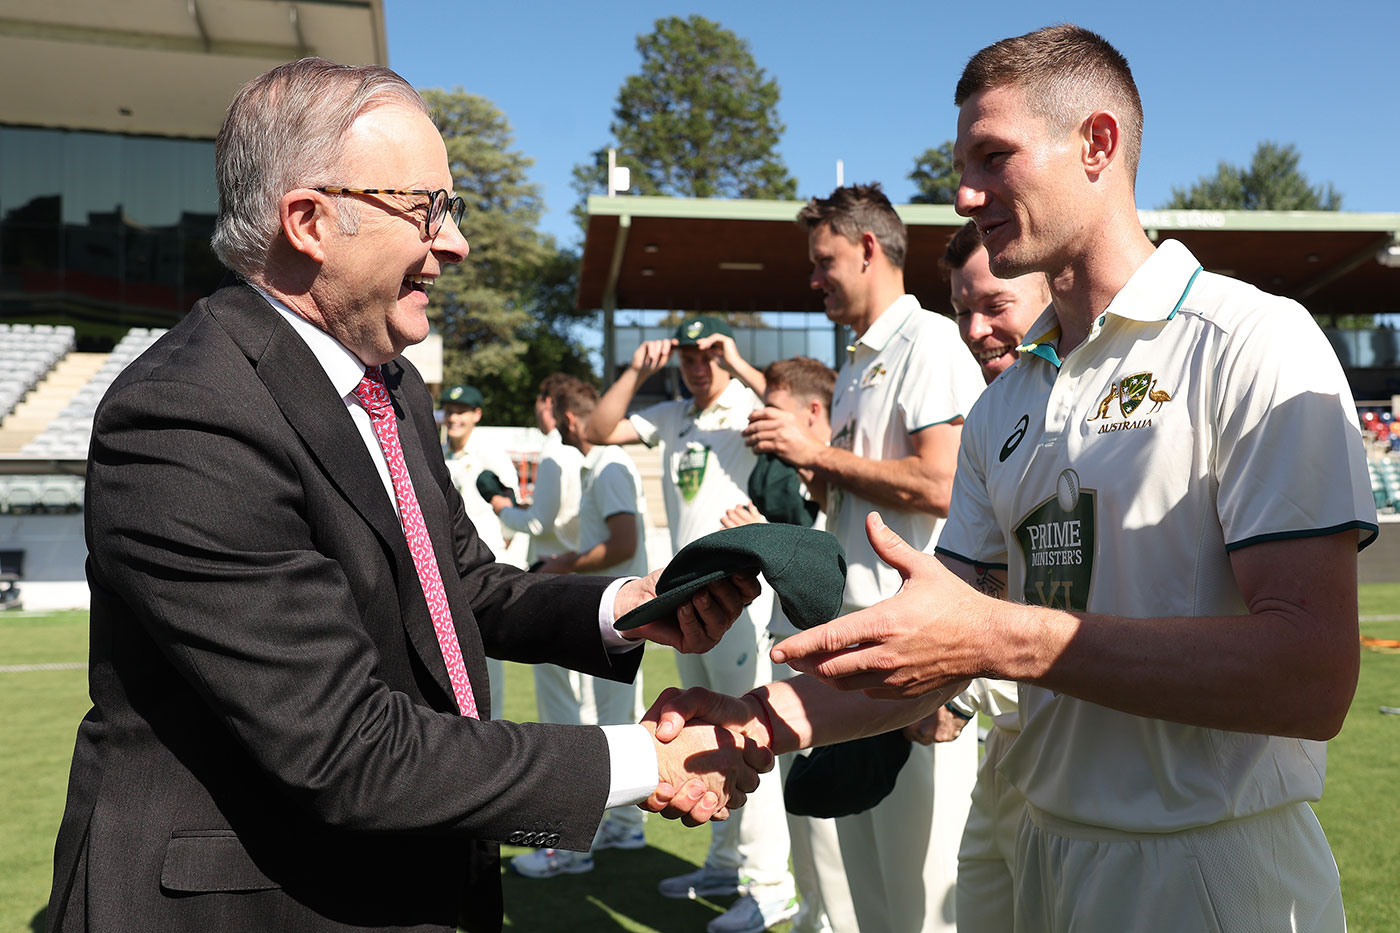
[741,689,776,751]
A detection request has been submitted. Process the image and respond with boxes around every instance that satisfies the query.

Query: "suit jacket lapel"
[208,285,461,709]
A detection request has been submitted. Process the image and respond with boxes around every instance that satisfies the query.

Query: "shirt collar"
[1100,239,1205,324]
[1013,240,1205,370]
[851,294,920,356]
[582,443,609,471]
[687,374,753,417]
[250,284,369,398]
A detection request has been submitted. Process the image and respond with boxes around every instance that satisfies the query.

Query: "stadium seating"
[0,323,76,420]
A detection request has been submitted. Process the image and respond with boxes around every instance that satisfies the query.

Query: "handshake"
[637,686,790,827]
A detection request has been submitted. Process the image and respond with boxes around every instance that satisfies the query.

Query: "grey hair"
[211,57,428,279]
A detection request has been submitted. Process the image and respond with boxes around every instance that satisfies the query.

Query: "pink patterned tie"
[353,366,480,718]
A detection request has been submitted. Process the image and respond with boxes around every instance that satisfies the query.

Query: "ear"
[1083,110,1122,178]
[280,188,333,264]
[861,231,879,266]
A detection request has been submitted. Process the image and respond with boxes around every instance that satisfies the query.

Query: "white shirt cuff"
[602,724,659,809]
[598,576,644,653]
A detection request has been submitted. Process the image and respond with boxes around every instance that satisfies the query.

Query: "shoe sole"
[509,860,595,879]
[594,836,647,851]
[708,902,800,933]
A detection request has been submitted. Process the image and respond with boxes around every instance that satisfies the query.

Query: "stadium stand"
[0,323,76,420]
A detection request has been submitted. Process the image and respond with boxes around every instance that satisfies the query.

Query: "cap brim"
[613,567,734,632]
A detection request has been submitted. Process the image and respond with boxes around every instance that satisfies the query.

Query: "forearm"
[812,446,952,516]
[749,675,956,755]
[572,539,633,574]
[728,357,766,396]
[586,369,642,443]
[989,600,1357,740]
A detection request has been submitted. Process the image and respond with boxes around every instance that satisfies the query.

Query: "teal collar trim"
[1017,323,1064,370]
[1167,265,1204,321]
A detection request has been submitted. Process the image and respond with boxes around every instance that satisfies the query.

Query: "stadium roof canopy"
[578,195,1400,319]
[0,0,387,139]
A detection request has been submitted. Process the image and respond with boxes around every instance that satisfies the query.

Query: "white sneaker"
[509,847,594,879]
[706,891,801,933]
[657,866,746,900]
[592,819,647,850]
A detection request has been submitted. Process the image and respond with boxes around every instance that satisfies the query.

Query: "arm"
[497,455,562,534]
[774,512,1360,741]
[544,512,637,575]
[586,339,675,446]
[744,410,961,516]
[695,333,766,396]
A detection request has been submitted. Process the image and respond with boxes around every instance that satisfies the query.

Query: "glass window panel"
[0,126,64,222]
[63,131,123,225]
[751,327,779,367]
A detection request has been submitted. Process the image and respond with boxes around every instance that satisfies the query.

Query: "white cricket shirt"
[576,444,650,579]
[499,429,582,562]
[828,295,985,611]
[938,239,1379,832]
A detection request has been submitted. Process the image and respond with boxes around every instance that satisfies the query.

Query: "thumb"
[866,511,921,579]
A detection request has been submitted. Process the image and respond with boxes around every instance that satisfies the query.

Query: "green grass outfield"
[3,584,1398,932]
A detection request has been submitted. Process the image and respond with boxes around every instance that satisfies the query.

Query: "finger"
[740,739,775,774]
[682,791,723,828]
[770,614,873,666]
[724,788,747,811]
[686,588,731,646]
[673,600,708,653]
[865,511,929,580]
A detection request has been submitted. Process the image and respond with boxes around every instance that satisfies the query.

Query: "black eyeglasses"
[313,187,466,238]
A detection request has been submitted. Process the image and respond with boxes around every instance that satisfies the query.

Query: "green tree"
[421,88,593,425]
[1164,141,1342,211]
[572,14,797,227]
[909,141,959,205]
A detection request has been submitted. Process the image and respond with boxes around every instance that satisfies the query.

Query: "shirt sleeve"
[499,455,561,538]
[602,725,659,808]
[594,460,640,522]
[1213,298,1379,552]
[628,401,667,449]
[901,319,986,433]
[937,399,1009,569]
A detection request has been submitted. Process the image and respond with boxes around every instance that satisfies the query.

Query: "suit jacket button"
[507,831,524,845]
[544,833,561,847]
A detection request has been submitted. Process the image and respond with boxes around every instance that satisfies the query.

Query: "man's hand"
[638,714,773,826]
[743,406,824,469]
[630,338,676,380]
[489,494,514,515]
[771,511,987,699]
[720,503,767,528]
[536,551,578,574]
[614,570,762,654]
[902,706,969,745]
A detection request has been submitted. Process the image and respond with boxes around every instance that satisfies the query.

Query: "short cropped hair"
[796,183,908,269]
[537,372,577,403]
[955,24,1143,182]
[939,221,983,279]
[551,377,598,420]
[764,357,837,413]
[212,57,429,279]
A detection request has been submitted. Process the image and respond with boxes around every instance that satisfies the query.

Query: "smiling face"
[808,223,871,331]
[315,105,469,365]
[953,84,1084,280]
[677,345,728,409]
[950,243,1050,382]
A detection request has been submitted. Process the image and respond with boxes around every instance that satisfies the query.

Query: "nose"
[432,215,470,262]
[809,265,825,291]
[955,173,984,219]
[966,311,994,340]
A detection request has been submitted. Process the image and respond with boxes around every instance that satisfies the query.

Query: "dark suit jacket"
[47,284,641,932]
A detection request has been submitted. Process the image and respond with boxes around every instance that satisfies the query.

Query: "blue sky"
[384,0,1400,249]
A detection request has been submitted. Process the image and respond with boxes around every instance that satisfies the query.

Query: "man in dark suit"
[46,58,766,933]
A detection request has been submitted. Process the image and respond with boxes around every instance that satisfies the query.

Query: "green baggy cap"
[614,523,846,632]
[747,453,820,528]
[475,470,517,507]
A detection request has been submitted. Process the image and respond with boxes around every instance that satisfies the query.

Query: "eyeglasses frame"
[312,186,466,238]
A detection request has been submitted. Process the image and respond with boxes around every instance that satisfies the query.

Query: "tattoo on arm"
[973,564,1007,599]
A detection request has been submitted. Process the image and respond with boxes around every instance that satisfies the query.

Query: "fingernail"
[771,648,786,663]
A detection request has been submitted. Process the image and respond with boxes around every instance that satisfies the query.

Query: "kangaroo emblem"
[1147,380,1172,413]
[1088,382,1118,421]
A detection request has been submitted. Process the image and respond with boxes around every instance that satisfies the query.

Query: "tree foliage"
[909,141,960,205]
[421,88,593,424]
[572,15,796,227]
[1164,141,1341,211]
